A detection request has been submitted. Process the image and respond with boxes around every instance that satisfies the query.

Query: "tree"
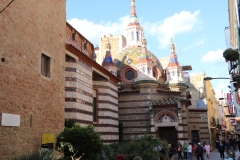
[56,125,103,160]
[101,135,168,160]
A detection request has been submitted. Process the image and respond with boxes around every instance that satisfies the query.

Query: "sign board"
[42,134,54,144]
[1,113,20,127]
[227,93,234,114]
[228,105,234,114]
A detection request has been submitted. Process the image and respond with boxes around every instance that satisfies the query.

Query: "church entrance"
[191,130,199,145]
[158,127,178,148]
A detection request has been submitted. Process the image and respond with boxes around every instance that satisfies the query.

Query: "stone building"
[185,74,209,146]
[65,23,121,143]
[0,0,213,158]
[95,0,212,147]
[0,0,66,159]
[96,34,127,65]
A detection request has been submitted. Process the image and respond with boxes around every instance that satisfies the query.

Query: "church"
[79,0,209,146]
[0,0,209,158]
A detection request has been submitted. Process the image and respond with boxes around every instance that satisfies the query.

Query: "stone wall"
[0,1,66,159]
[93,81,119,143]
[65,54,93,126]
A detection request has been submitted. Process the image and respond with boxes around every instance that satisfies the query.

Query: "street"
[172,149,240,160]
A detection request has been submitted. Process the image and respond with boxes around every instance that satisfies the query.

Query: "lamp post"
[203,77,230,81]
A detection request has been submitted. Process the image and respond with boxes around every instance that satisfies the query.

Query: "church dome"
[113,47,164,83]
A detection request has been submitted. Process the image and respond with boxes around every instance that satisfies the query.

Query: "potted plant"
[223,48,239,61]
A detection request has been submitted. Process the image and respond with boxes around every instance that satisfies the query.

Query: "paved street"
[172,149,240,160]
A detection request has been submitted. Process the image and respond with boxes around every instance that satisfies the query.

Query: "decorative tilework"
[65,108,93,115]
[65,76,92,88]
[98,93,118,100]
[65,77,77,81]
[65,97,93,106]
[65,67,76,72]
[97,116,118,121]
[94,124,118,128]
[65,87,93,97]
[98,108,118,114]
[93,85,118,93]
[98,100,118,107]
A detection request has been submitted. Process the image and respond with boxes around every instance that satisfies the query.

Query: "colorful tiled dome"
[113,47,163,76]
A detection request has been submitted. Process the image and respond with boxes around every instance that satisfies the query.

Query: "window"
[136,31,139,41]
[125,70,135,80]
[93,97,97,122]
[41,53,50,78]
[66,54,76,62]
[72,31,76,41]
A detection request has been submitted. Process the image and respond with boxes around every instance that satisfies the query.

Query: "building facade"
[0,1,66,159]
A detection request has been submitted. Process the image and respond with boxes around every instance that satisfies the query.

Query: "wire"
[0,0,14,14]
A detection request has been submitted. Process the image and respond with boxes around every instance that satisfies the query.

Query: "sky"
[66,0,231,96]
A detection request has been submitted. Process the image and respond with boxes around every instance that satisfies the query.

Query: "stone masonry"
[0,1,66,159]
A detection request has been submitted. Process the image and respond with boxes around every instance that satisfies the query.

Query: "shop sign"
[227,93,234,114]
[228,105,234,114]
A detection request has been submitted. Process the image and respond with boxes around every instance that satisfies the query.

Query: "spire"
[167,39,180,68]
[138,34,150,64]
[141,33,147,48]
[128,0,140,26]
[102,41,114,67]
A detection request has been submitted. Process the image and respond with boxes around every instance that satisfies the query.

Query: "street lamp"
[203,77,230,81]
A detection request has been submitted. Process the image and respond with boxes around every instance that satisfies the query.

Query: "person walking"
[225,140,231,156]
[237,138,240,153]
[192,143,197,160]
[204,142,211,160]
[195,142,204,160]
[218,141,225,160]
[168,144,174,160]
[188,143,192,160]
[177,142,183,159]
[183,142,188,159]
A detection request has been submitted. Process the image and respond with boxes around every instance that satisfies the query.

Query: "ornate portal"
[158,114,175,123]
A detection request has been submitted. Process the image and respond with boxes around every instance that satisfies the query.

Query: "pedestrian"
[195,142,204,160]
[204,142,211,160]
[216,138,220,149]
[218,141,225,160]
[168,144,174,160]
[188,143,192,160]
[225,140,231,156]
[237,138,240,152]
[192,143,197,160]
[177,142,183,159]
[183,142,188,159]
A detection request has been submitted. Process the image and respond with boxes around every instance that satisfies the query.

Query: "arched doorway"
[155,113,178,148]
[158,126,178,148]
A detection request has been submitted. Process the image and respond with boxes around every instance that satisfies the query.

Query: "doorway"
[191,130,199,145]
[158,127,178,148]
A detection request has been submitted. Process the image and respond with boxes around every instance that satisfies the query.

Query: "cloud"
[68,10,200,48]
[144,10,200,48]
[201,50,224,63]
[67,16,129,46]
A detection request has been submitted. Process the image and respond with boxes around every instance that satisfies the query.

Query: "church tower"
[165,39,187,91]
[135,34,154,82]
[102,41,118,76]
[126,0,144,48]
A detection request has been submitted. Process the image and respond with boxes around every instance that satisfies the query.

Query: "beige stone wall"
[0,1,66,159]
[97,35,126,64]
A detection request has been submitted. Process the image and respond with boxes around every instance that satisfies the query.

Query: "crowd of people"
[167,137,240,160]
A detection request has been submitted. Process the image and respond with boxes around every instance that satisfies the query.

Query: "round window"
[125,70,135,80]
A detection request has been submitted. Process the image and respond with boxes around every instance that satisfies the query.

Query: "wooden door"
[158,127,178,148]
